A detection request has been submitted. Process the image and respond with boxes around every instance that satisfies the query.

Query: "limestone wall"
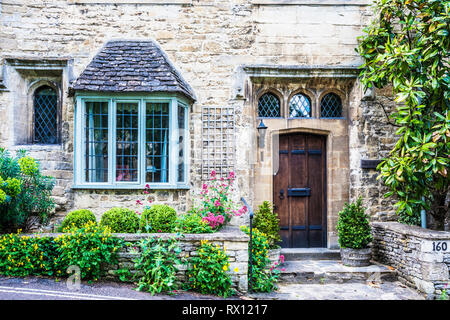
[0,0,400,229]
[106,228,250,293]
[372,222,450,299]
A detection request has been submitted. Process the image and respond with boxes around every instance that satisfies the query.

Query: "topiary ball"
[100,207,139,233]
[59,209,97,232]
[140,204,177,233]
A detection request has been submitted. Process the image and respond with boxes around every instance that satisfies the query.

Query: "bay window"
[74,95,189,189]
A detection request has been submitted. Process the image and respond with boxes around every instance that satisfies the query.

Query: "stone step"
[281,248,341,261]
[277,260,397,284]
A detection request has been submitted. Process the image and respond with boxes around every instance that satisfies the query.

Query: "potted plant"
[337,197,373,267]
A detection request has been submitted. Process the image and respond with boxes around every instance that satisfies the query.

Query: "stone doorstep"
[277,260,397,284]
[281,248,341,261]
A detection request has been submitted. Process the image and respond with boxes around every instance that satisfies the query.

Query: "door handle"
[279,189,285,200]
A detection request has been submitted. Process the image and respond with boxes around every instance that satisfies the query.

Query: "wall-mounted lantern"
[257,119,267,149]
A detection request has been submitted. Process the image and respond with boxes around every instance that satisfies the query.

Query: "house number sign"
[421,240,450,253]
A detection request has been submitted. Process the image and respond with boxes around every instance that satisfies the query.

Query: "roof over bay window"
[69,40,196,102]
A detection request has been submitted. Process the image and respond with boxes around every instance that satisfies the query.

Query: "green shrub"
[134,235,184,295]
[175,212,213,234]
[253,201,281,249]
[185,239,234,297]
[0,148,55,232]
[336,197,372,249]
[56,221,123,280]
[58,209,97,232]
[0,222,123,281]
[140,204,177,233]
[0,233,59,277]
[240,226,280,292]
[100,208,139,233]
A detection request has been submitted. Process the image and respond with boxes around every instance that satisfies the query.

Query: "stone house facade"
[0,0,400,249]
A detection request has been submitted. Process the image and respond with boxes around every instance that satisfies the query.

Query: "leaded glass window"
[85,101,108,183]
[289,94,312,118]
[76,97,189,188]
[145,102,169,183]
[177,104,186,183]
[258,93,281,118]
[321,93,343,118]
[116,102,139,182]
[34,86,58,144]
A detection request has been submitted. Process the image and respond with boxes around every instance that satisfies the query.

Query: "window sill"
[71,184,190,190]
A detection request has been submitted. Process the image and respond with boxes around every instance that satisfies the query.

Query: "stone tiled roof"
[69,40,196,101]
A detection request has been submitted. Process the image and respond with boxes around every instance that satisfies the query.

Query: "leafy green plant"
[356,0,449,229]
[0,232,60,277]
[58,209,97,232]
[175,212,213,234]
[0,148,55,232]
[55,221,123,280]
[253,201,281,249]
[336,197,372,249]
[100,207,139,233]
[133,235,183,295]
[440,284,449,300]
[185,239,234,297]
[139,204,177,233]
[240,226,280,292]
[114,268,133,283]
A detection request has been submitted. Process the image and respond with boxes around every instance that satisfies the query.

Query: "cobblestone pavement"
[247,282,426,300]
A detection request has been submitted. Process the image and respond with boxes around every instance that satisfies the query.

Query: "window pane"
[145,102,169,183]
[34,86,58,144]
[178,105,186,183]
[85,101,108,183]
[258,93,280,117]
[289,94,311,118]
[321,93,342,118]
[116,102,139,182]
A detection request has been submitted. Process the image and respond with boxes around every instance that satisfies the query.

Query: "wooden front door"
[273,133,327,248]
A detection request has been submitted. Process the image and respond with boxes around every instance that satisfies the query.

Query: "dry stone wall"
[372,222,450,299]
[108,227,250,293]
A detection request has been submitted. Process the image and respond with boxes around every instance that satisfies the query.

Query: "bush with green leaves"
[58,209,97,232]
[185,239,234,297]
[0,148,55,232]
[357,0,449,229]
[175,212,213,234]
[0,232,60,277]
[240,226,280,292]
[133,235,184,295]
[100,208,139,233]
[336,197,372,249]
[56,221,123,280]
[140,204,177,233]
[253,201,281,249]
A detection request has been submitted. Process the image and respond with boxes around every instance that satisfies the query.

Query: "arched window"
[258,92,281,118]
[33,85,58,144]
[289,93,312,118]
[320,92,342,118]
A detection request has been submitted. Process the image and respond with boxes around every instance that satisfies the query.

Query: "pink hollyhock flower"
[136,200,143,205]
[282,268,285,271]
[202,184,208,190]
[145,184,150,189]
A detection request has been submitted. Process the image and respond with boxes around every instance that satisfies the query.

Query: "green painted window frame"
[73,93,190,189]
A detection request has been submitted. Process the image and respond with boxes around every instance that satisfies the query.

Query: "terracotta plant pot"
[340,247,371,267]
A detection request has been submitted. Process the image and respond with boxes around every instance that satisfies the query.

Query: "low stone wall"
[372,222,450,299]
[108,227,249,293]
